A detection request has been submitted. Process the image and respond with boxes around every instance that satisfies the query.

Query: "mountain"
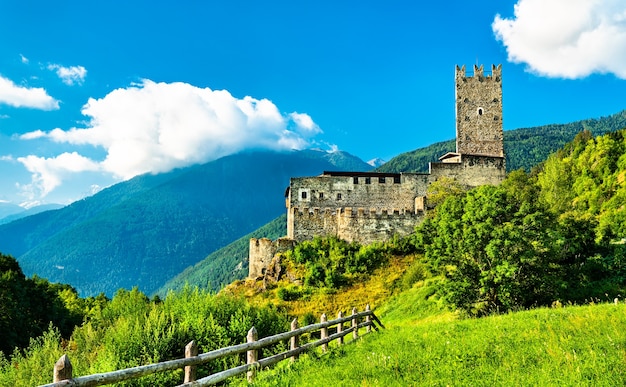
[0,204,65,225]
[377,110,626,173]
[155,214,287,296]
[367,158,386,168]
[0,150,371,297]
[0,202,23,219]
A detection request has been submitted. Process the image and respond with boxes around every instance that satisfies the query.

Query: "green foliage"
[420,174,566,315]
[0,253,86,356]
[284,237,391,289]
[277,285,307,301]
[0,284,288,386]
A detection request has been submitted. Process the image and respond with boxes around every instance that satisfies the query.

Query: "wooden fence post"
[320,313,328,353]
[290,318,299,362]
[247,327,258,383]
[184,340,198,383]
[53,354,72,383]
[337,311,344,346]
[366,304,372,333]
[352,307,358,340]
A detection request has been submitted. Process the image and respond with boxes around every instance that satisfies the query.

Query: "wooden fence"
[40,304,384,387]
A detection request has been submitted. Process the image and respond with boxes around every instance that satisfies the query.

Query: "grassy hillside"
[244,300,626,386]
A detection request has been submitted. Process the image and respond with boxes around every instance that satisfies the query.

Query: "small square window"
[365,177,371,184]
[394,176,401,184]
[379,177,385,183]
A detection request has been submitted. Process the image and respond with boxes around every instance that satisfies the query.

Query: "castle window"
[319,192,324,199]
[492,98,499,103]
[301,191,307,199]
[353,176,358,184]
[365,177,371,184]
[394,176,401,184]
[379,176,386,183]
[478,108,484,116]
[337,193,342,200]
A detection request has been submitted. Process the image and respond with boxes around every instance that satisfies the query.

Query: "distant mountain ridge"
[0,149,371,296]
[0,204,65,225]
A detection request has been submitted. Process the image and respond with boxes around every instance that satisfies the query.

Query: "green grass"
[238,286,626,387]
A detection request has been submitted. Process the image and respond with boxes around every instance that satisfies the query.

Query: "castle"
[249,64,506,278]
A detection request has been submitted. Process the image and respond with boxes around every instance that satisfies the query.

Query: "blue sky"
[0,0,625,207]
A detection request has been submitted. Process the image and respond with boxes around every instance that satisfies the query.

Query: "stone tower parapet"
[455,64,503,157]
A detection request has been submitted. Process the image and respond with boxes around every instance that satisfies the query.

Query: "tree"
[421,176,560,315]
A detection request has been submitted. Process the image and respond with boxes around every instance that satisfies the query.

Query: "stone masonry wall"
[430,154,505,187]
[249,237,296,278]
[455,64,503,157]
[287,173,430,240]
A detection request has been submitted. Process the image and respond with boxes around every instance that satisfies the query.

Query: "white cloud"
[20,54,29,64]
[48,64,87,85]
[19,80,324,198]
[19,129,47,140]
[0,75,60,110]
[17,152,100,199]
[493,0,626,79]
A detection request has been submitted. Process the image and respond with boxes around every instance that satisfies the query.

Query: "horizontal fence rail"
[40,305,384,387]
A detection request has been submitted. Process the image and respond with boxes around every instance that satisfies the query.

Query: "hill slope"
[377,110,626,173]
[4,150,370,296]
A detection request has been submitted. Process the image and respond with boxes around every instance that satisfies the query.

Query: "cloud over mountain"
[493,0,626,79]
[18,80,323,199]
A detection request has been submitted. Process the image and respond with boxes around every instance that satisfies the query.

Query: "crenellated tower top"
[454,64,504,157]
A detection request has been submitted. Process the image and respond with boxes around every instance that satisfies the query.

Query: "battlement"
[289,205,424,244]
[456,64,502,79]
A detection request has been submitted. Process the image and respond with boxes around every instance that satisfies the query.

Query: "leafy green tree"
[421,176,560,315]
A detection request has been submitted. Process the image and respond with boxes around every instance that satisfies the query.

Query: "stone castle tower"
[455,64,503,157]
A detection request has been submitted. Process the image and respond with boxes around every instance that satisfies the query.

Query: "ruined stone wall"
[455,64,503,157]
[248,237,296,278]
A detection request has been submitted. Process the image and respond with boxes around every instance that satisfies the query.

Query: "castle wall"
[429,154,505,188]
[290,206,424,244]
[455,64,503,157]
[287,173,429,240]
